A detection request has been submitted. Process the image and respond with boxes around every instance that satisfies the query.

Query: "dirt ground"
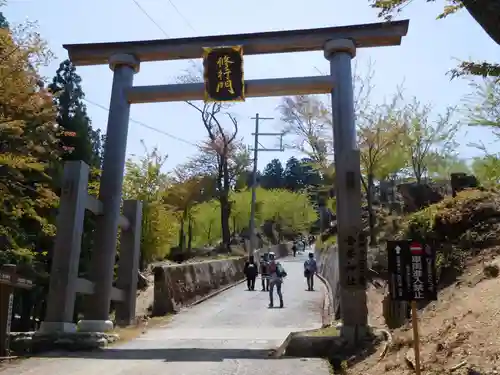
[349,248,500,375]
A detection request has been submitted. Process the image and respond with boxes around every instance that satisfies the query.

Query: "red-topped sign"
[410,242,423,255]
[387,240,437,302]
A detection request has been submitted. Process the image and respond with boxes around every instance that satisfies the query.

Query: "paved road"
[1,251,330,375]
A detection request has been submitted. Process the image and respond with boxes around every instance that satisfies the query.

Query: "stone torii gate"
[59,20,409,342]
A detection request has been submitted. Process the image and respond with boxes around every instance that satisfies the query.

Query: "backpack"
[260,261,269,274]
[276,263,287,278]
[268,261,277,274]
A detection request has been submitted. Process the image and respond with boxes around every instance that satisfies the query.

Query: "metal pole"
[249,114,260,256]
[248,114,276,256]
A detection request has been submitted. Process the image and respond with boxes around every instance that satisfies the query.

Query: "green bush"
[397,189,500,275]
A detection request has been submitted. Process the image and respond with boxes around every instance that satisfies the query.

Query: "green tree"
[299,157,323,188]
[122,144,177,266]
[185,132,250,251]
[191,200,220,246]
[49,60,103,168]
[465,78,500,131]
[163,170,207,250]
[472,154,500,186]
[358,99,405,244]
[426,153,470,179]
[259,188,318,239]
[0,11,8,29]
[261,158,285,189]
[278,95,331,168]
[284,157,306,191]
[48,59,106,277]
[400,99,459,183]
[179,63,251,252]
[190,187,318,247]
[0,16,60,263]
[369,0,500,78]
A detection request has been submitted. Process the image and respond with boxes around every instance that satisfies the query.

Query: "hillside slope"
[352,248,500,375]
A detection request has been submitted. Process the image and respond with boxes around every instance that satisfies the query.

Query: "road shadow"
[35,347,274,362]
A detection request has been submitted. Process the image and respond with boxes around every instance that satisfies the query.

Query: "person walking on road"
[267,252,287,308]
[259,254,270,291]
[292,241,298,257]
[304,252,318,291]
[244,255,258,291]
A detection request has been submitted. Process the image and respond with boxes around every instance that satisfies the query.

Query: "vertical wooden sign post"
[411,301,421,375]
[387,240,437,374]
[0,265,34,357]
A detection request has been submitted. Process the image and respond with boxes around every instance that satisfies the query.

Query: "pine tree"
[49,59,103,168]
[261,159,284,189]
[284,157,305,191]
[48,59,105,282]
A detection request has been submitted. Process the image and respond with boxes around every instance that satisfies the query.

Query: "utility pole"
[248,113,283,256]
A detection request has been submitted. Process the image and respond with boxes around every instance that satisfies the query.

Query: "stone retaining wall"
[152,243,290,316]
[316,245,340,321]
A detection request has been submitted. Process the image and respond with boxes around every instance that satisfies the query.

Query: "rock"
[9,331,120,354]
[137,271,149,290]
[451,173,479,197]
[285,334,348,358]
[397,182,444,212]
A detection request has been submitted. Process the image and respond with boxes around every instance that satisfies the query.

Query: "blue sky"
[4,0,499,172]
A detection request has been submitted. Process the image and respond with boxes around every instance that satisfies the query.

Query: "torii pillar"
[325,39,369,344]
[78,54,140,333]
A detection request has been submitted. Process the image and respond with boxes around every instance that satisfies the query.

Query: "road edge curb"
[315,272,334,327]
[187,278,247,308]
[272,270,333,359]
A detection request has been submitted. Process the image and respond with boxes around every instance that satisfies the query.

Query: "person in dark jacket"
[304,252,318,291]
[292,242,298,257]
[260,255,270,291]
[244,255,258,291]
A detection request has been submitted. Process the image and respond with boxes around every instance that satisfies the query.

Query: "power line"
[131,0,198,68]
[135,0,326,84]
[131,0,170,37]
[77,2,200,150]
[313,66,326,75]
[83,98,198,147]
[165,0,197,33]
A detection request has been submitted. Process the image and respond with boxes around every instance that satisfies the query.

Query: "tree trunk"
[367,173,377,246]
[207,223,212,245]
[178,214,186,250]
[187,215,193,250]
[219,193,231,252]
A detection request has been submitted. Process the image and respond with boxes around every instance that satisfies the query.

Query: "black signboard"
[203,46,245,102]
[387,240,437,302]
[0,265,34,356]
[0,271,33,289]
